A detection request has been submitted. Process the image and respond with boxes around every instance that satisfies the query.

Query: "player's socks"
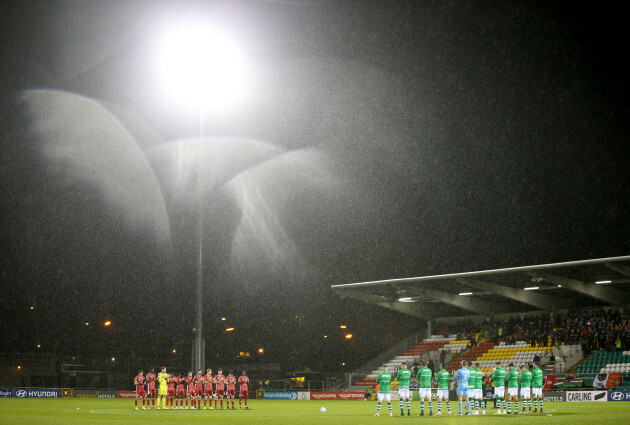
[387,402,392,414]
[528,399,532,411]
[447,401,452,414]
[502,398,507,412]
[438,400,442,413]
[540,398,544,412]
[376,401,382,415]
[465,401,470,414]
[508,400,512,413]
[135,399,138,407]
[516,399,519,413]
[399,399,404,414]
[458,401,462,414]
[407,399,411,415]
[429,401,433,415]
[533,398,538,411]
[420,401,424,415]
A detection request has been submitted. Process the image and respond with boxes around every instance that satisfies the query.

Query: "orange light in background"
[172,349,177,354]
[85,322,90,326]
[340,325,347,329]
[226,327,235,332]
[323,335,328,339]
[30,306,34,310]
[258,348,264,354]
[36,344,41,349]
[221,317,227,321]
[345,333,353,340]
[17,365,21,370]
[104,321,112,327]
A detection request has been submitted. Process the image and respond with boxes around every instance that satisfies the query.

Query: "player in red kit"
[145,368,156,408]
[238,370,250,409]
[226,371,237,409]
[214,369,226,409]
[185,371,195,409]
[203,368,214,409]
[176,373,186,409]
[134,370,146,410]
[166,374,176,409]
[193,369,204,409]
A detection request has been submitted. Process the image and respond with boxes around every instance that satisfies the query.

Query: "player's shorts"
[494,386,505,398]
[158,387,167,396]
[467,387,475,397]
[398,388,410,398]
[216,389,225,396]
[187,388,195,397]
[227,388,235,396]
[418,388,431,399]
[147,386,156,396]
[377,391,391,402]
[532,387,542,397]
[456,387,468,396]
[136,386,146,397]
[437,389,449,399]
[195,385,203,396]
[205,386,213,396]
[476,389,484,399]
[177,387,185,397]
[507,387,518,397]
[167,388,175,397]
[240,390,248,398]
[520,387,531,398]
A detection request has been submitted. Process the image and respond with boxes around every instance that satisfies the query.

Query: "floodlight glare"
[155,22,248,112]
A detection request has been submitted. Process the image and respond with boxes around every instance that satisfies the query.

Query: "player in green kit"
[518,364,532,413]
[435,364,452,416]
[531,362,544,413]
[416,360,433,416]
[506,363,520,414]
[491,361,507,414]
[472,362,485,415]
[396,363,412,416]
[375,369,393,416]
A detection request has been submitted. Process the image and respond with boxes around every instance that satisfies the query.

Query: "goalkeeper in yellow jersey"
[157,366,169,409]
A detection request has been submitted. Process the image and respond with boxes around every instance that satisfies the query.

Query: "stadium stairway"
[567,353,595,374]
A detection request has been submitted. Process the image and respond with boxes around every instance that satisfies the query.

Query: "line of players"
[375,360,545,417]
[133,366,250,410]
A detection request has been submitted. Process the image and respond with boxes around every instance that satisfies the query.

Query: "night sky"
[1,0,628,373]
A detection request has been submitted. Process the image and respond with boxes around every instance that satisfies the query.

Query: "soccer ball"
[320,407,326,413]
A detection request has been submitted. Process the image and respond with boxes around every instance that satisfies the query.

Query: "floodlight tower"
[154,21,248,372]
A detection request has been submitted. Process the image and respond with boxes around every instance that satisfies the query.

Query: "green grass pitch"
[1,399,629,424]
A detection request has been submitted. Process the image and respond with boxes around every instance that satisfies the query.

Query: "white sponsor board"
[297,391,310,400]
[566,391,607,402]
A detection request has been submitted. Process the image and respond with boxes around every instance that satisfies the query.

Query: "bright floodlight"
[155,23,248,112]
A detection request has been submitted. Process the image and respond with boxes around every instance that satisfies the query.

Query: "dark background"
[0,0,628,374]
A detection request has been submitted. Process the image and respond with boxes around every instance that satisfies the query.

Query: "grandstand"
[335,256,630,390]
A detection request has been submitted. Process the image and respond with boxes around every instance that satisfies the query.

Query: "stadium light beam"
[524,286,539,291]
[595,280,612,284]
[152,18,250,373]
[458,292,473,296]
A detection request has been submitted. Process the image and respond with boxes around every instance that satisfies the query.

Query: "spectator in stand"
[533,353,540,364]
[440,351,446,364]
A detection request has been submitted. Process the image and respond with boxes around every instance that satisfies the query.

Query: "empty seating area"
[476,341,550,374]
[578,349,630,374]
[353,335,455,387]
